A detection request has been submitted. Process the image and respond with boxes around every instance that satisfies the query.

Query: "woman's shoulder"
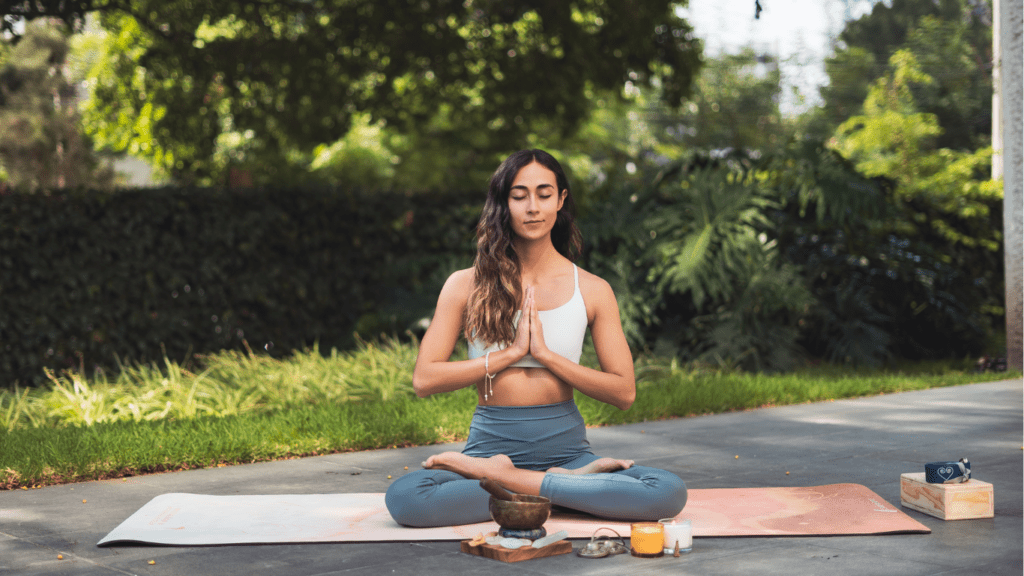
[577,266,606,291]
[575,265,615,301]
[431,267,476,317]
[441,267,476,297]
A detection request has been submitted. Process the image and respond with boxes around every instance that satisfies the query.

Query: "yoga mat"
[97,484,929,546]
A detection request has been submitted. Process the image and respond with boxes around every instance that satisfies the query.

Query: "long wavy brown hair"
[465,149,582,346]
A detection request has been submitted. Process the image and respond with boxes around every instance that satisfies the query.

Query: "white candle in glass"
[658,518,692,554]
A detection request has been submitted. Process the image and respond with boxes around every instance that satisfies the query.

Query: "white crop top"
[467,265,587,367]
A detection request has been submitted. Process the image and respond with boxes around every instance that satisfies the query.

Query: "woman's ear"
[557,189,567,211]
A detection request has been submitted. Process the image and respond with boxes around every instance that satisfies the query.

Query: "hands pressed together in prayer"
[510,285,549,362]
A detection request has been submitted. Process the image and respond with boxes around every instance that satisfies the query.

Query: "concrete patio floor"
[2,378,1021,575]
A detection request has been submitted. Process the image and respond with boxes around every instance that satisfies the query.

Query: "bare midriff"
[478,367,574,406]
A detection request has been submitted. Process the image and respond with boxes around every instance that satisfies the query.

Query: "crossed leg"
[421,451,635,495]
[386,452,685,527]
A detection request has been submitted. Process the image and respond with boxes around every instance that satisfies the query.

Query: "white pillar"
[1001,0,1022,370]
[992,0,1001,178]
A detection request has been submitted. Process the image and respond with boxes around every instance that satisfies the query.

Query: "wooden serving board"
[460,540,573,563]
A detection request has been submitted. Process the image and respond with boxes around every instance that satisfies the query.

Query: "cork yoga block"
[900,472,994,520]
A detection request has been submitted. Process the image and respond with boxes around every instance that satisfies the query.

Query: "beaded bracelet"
[483,351,495,401]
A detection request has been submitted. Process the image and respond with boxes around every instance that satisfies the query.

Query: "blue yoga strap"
[925,458,971,484]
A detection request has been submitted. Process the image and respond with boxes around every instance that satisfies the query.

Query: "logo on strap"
[925,458,971,484]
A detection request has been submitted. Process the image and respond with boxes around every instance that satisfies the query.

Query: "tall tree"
[535,47,788,200]
[821,0,992,150]
[829,48,1002,353]
[5,1,703,185]
[0,19,113,191]
[833,48,1001,245]
[650,48,784,154]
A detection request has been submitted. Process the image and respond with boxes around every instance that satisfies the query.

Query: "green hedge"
[1,152,1004,387]
[0,186,480,387]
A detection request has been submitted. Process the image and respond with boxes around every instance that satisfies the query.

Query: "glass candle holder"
[630,522,665,557]
[658,518,692,554]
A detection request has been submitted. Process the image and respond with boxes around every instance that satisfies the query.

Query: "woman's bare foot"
[422,452,516,480]
[547,457,634,475]
[423,452,546,496]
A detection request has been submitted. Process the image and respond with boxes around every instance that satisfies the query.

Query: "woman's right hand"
[509,286,533,359]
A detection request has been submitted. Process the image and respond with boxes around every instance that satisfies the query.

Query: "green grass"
[0,389,478,489]
[576,360,1018,425]
[1,339,1016,490]
[1,338,419,431]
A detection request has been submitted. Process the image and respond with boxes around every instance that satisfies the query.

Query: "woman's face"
[507,161,566,243]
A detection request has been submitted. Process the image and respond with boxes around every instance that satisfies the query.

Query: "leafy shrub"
[582,143,1002,370]
[766,139,1003,363]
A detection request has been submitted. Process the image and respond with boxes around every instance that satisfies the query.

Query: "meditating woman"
[385,149,687,527]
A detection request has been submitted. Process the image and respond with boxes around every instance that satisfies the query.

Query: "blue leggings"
[385,400,687,527]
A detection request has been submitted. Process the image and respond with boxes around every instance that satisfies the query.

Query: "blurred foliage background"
[0,0,1004,386]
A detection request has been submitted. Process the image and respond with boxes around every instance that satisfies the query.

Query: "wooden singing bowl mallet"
[480,478,551,530]
[480,478,520,501]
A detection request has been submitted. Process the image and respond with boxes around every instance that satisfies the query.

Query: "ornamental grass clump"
[0,341,1012,490]
[0,337,419,431]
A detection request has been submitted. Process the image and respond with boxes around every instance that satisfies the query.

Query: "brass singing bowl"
[488,495,551,530]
